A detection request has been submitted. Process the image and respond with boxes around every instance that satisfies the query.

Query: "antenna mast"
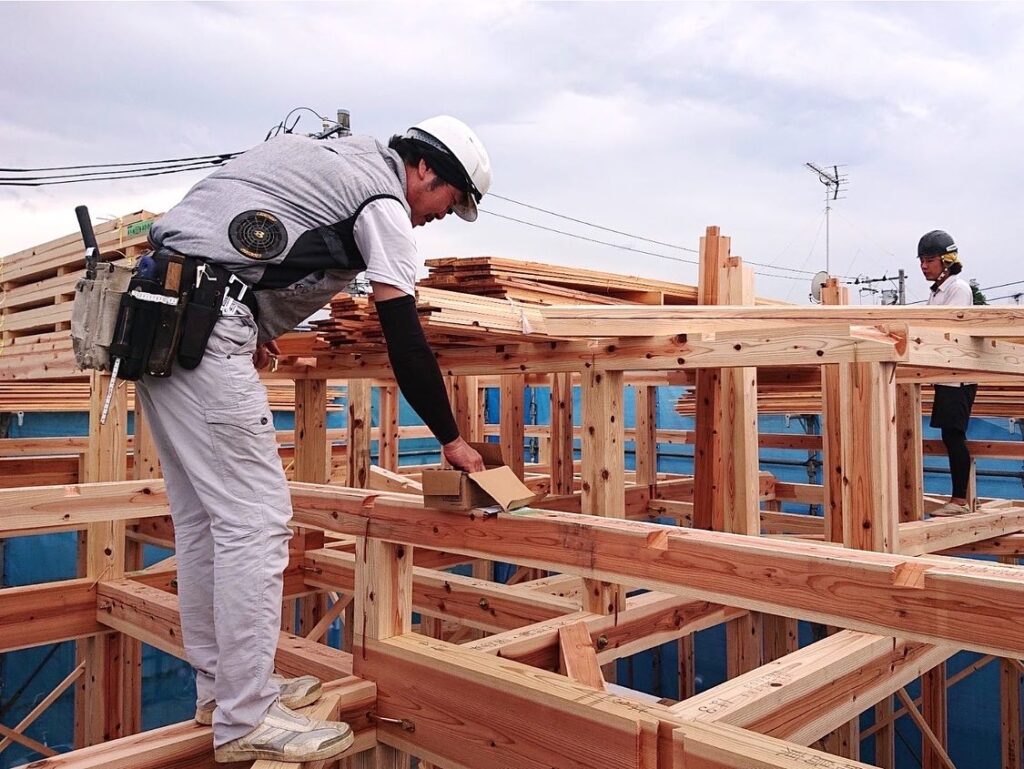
[804,162,848,275]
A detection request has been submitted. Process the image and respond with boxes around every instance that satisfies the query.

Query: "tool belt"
[71,249,257,379]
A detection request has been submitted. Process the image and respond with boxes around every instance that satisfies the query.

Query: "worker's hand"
[443,436,485,473]
[253,339,280,371]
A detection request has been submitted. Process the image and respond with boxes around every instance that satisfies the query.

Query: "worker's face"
[919,255,945,281]
[408,162,467,227]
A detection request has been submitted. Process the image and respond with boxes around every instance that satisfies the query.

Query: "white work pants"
[135,310,292,747]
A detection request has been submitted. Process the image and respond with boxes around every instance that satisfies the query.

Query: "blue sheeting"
[3,386,1021,767]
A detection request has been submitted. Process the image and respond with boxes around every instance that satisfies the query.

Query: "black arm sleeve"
[375,294,460,445]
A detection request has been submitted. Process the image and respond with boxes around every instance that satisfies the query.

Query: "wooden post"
[346,380,372,489]
[839,361,899,553]
[122,396,160,736]
[821,278,848,544]
[874,696,896,769]
[353,537,412,769]
[921,662,948,769]
[693,226,729,531]
[1002,556,1024,769]
[549,372,575,496]
[580,366,625,676]
[77,371,127,746]
[897,383,925,522]
[500,374,525,479]
[295,379,331,484]
[449,375,480,443]
[378,385,400,472]
[720,256,763,677]
[294,379,330,640]
[633,385,658,490]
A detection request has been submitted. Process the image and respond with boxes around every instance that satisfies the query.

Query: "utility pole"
[804,163,848,275]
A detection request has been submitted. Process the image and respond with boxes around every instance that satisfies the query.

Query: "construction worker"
[919,229,977,517]
[135,116,491,762]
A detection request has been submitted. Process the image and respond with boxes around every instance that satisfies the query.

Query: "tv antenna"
[805,162,848,275]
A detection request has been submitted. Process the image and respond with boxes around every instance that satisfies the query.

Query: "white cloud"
[3,1,1023,304]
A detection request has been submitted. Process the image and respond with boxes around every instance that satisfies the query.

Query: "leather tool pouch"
[107,255,165,381]
[145,253,188,377]
[176,263,227,371]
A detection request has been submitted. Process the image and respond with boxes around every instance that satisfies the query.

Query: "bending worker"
[136,116,491,763]
[919,229,977,517]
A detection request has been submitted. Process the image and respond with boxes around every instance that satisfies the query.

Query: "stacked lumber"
[420,256,699,305]
[0,381,344,413]
[313,287,552,349]
[1,211,158,381]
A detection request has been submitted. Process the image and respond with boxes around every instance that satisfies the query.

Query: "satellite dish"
[810,271,830,304]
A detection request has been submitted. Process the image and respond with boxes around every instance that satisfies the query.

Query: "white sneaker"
[213,702,353,763]
[195,673,323,725]
[930,502,972,517]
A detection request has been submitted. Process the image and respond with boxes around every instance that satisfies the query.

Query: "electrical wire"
[490,193,847,278]
[480,209,811,282]
[0,156,239,183]
[0,160,235,187]
[0,152,242,173]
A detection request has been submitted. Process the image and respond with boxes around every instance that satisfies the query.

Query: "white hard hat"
[405,115,492,222]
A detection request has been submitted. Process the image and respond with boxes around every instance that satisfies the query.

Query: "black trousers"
[931,384,977,499]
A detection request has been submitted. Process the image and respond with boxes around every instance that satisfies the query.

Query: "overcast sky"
[2,1,1022,305]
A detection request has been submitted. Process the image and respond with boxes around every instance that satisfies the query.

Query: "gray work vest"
[150,134,410,342]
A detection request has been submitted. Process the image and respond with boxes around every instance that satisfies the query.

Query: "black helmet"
[918,230,957,259]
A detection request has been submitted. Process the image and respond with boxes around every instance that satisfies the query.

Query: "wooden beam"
[671,721,879,769]
[287,485,1024,657]
[0,578,104,653]
[358,633,658,769]
[671,630,953,745]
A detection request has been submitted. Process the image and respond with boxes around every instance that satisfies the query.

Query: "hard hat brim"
[454,197,478,222]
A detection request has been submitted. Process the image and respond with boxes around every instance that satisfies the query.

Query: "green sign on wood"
[125,220,153,238]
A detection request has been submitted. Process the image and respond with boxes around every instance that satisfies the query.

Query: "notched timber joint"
[367,712,416,732]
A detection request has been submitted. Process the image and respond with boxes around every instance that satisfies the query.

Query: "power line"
[480,209,810,282]
[978,279,1024,293]
[0,152,243,173]
[0,160,234,187]
[490,193,834,278]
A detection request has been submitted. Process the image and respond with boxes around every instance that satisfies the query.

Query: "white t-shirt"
[927,276,973,307]
[353,198,419,296]
[927,275,973,386]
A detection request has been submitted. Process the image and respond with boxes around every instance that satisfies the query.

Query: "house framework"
[2,222,1024,768]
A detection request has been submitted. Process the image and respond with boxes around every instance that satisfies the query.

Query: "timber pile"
[420,255,699,305]
[0,211,158,381]
[0,381,344,413]
[312,286,551,350]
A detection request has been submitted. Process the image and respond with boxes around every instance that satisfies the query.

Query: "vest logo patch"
[229,210,288,261]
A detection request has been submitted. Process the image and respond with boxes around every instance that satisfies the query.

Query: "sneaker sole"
[214,731,354,763]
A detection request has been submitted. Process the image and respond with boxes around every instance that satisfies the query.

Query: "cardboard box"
[421,442,538,514]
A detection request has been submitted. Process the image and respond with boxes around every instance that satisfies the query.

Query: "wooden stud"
[839,362,899,553]
[897,383,925,523]
[633,385,658,489]
[921,662,948,769]
[346,380,372,489]
[378,385,400,472]
[821,278,848,545]
[549,372,575,496]
[500,373,526,479]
